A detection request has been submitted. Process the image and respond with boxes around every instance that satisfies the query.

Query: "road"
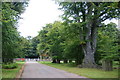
[21,61,92,79]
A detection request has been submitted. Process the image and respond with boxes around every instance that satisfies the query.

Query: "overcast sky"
[18,0,118,38]
[18,0,63,38]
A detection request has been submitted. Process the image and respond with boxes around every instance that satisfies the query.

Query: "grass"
[38,61,118,79]
[16,61,25,64]
[2,62,25,79]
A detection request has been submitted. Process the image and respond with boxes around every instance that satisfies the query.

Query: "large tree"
[2,2,28,63]
[59,2,119,68]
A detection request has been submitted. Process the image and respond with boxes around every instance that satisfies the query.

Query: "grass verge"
[38,61,118,79]
[2,62,25,78]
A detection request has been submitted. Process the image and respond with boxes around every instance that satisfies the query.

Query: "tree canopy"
[2,2,28,63]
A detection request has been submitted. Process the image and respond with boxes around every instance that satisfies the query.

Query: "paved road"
[21,61,91,79]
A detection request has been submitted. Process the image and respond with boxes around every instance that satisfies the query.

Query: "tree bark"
[52,59,57,63]
[63,59,68,63]
[75,59,82,65]
[81,3,98,68]
[3,58,14,64]
[76,45,84,65]
[69,60,72,63]
[102,59,113,71]
[81,22,98,68]
[57,59,60,64]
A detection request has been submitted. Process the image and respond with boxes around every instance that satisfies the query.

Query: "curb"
[15,63,25,80]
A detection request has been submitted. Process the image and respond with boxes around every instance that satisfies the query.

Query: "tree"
[37,22,64,63]
[30,37,40,58]
[97,22,119,71]
[2,2,28,63]
[47,21,64,63]
[37,21,84,64]
[37,24,52,60]
[59,2,119,68]
[60,23,84,64]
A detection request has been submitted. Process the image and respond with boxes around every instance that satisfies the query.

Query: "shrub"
[2,63,18,69]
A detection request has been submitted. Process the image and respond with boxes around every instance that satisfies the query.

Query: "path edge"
[15,63,26,80]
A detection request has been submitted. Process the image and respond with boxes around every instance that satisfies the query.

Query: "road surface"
[21,61,92,79]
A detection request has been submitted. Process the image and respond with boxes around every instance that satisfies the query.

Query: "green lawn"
[38,61,118,79]
[2,62,25,79]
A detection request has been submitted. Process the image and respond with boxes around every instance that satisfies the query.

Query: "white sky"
[18,0,63,38]
[18,0,118,38]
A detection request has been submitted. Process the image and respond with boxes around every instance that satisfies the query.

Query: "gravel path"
[21,61,92,79]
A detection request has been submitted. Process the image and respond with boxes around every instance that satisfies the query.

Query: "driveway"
[21,61,92,80]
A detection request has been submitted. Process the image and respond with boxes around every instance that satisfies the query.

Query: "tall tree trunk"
[81,21,98,68]
[82,41,97,68]
[81,3,98,68]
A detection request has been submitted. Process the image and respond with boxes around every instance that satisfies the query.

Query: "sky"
[18,0,118,38]
[18,0,63,38]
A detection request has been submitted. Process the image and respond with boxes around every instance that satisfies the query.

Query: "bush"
[2,63,18,69]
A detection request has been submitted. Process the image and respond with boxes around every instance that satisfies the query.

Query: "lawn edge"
[15,63,25,80]
[39,62,89,78]
[40,62,118,79]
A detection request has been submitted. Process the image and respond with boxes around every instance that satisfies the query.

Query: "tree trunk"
[3,58,13,64]
[75,59,82,65]
[57,59,60,64]
[102,59,113,71]
[63,59,68,63]
[69,60,72,63]
[82,26,98,68]
[75,56,83,65]
[82,51,97,68]
[75,60,81,65]
[81,3,99,68]
[52,59,57,63]
[81,21,98,68]
[76,45,84,65]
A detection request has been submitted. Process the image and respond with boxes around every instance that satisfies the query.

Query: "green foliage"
[2,63,18,69]
[37,25,51,58]
[97,22,119,60]
[52,56,58,60]
[58,2,119,68]
[60,23,84,61]
[36,2,119,68]
[37,21,84,64]
[37,20,119,66]
[2,62,24,78]
[59,2,119,23]
[21,36,40,58]
[2,2,28,63]
[37,22,63,60]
